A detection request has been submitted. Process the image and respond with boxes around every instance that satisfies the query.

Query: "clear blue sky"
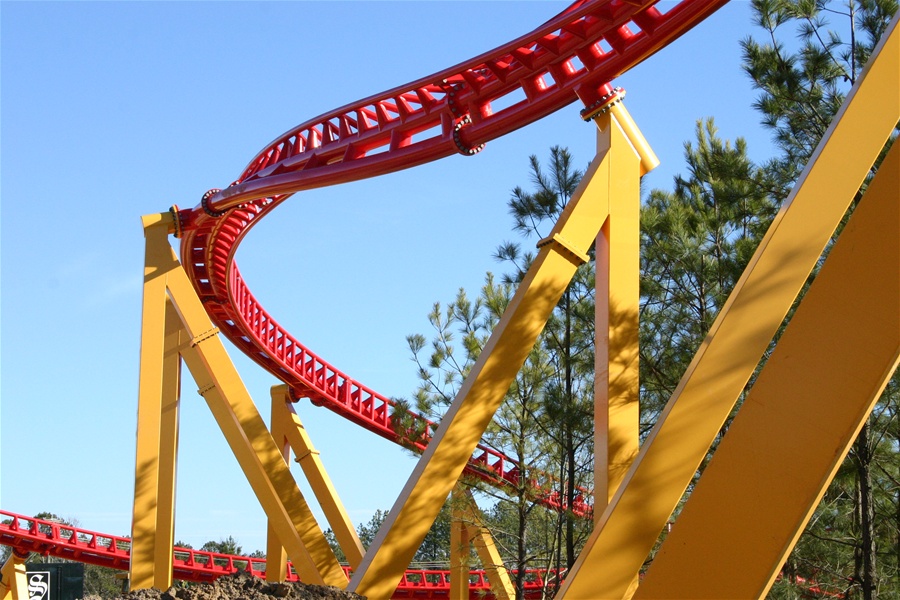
[2,1,771,555]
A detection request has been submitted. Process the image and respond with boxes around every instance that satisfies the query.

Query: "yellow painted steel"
[350,107,647,600]
[607,102,659,176]
[131,215,181,590]
[133,214,346,589]
[558,17,900,600]
[449,488,514,600]
[593,103,648,511]
[0,552,27,600]
[266,395,290,584]
[636,138,900,600]
[269,385,364,570]
[154,300,182,587]
[449,502,468,600]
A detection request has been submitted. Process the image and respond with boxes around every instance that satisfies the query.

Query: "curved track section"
[175,0,727,514]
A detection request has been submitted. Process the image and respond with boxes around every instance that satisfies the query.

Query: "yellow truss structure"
[132,216,347,590]
[130,15,898,599]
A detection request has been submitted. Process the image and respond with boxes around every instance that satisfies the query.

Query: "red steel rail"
[1,511,844,598]
[171,0,728,515]
[0,511,556,598]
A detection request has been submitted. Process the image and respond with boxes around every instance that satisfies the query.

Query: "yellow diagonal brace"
[172,315,346,588]
[270,385,364,570]
[636,136,900,600]
[350,108,637,600]
[558,16,899,600]
[0,552,28,600]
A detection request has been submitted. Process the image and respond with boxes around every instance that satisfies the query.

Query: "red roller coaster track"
[1,511,844,599]
[0,511,557,599]
[167,0,727,517]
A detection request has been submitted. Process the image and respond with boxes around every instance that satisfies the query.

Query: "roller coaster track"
[0,511,557,598]
[1,511,845,599]
[169,0,727,515]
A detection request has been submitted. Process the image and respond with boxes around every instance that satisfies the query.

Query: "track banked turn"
[173,0,726,514]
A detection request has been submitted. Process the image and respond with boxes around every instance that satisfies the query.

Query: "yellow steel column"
[0,551,28,600]
[558,17,899,600]
[591,100,656,511]
[152,299,183,589]
[636,139,900,600]
[350,109,629,599]
[266,390,291,583]
[131,214,179,590]
[449,493,470,600]
[270,385,364,569]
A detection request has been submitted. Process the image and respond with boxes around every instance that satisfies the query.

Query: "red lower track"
[0,511,558,599]
[0,511,846,598]
[173,0,729,518]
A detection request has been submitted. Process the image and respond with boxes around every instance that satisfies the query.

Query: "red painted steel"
[1,511,843,598]
[173,0,728,517]
[0,511,554,598]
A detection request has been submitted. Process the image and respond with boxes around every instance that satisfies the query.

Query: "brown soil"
[106,572,366,600]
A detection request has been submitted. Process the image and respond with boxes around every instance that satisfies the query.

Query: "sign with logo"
[24,564,83,600]
[27,572,50,600]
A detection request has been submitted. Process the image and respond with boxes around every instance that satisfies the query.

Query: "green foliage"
[742,0,898,199]
[83,564,124,598]
[201,535,243,556]
[640,118,776,430]
[324,507,453,567]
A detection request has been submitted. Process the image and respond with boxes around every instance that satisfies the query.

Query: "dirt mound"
[114,572,366,600]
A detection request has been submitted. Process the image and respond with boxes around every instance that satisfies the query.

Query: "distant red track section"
[174,0,727,514]
[0,511,556,598]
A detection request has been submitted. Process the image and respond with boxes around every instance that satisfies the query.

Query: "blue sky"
[2,1,771,555]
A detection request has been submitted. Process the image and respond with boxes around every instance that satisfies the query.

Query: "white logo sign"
[28,572,50,600]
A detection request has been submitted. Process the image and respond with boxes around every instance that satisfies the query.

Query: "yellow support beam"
[269,385,364,571]
[449,504,469,600]
[132,214,347,589]
[131,216,182,590]
[558,16,899,600]
[0,551,28,600]
[636,137,900,600]
[350,105,646,600]
[593,101,648,511]
[449,487,514,600]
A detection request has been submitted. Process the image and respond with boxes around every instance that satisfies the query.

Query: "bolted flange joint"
[580,86,626,121]
[200,188,227,218]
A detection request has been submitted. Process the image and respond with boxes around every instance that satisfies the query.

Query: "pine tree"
[640,118,776,433]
